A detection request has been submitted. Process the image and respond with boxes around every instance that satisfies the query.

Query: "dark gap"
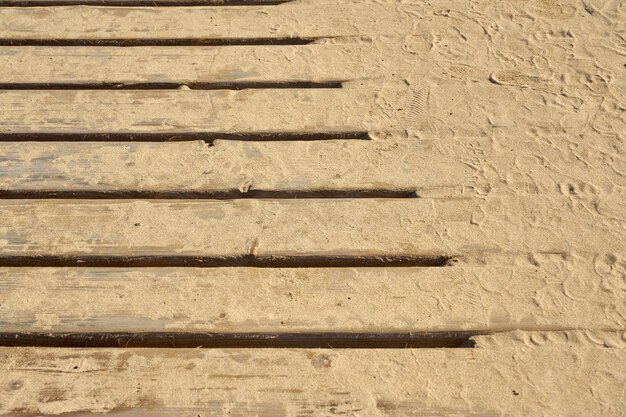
[0,189,419,199]
[0,255,455,268]
[0,81,344,90]
[0,38,316,47]
[0,131,371,142]
[0,0,292,5]
[0,331,480,348]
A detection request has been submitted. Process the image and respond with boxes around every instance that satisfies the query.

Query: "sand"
[0,0,624,415]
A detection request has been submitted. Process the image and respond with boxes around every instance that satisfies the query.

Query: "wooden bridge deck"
[0,0,624,415]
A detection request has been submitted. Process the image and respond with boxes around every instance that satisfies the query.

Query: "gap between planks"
[0,81,345,90]
[0,37,325,46]
[0,329,621,349]
[0,189,420,199]
[0,254,455,268]
[0,132,371,142]
[0,331,480,349]
[0,0,292,5]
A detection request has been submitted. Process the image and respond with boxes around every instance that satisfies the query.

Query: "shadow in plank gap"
[0,81,345,90]
[0,37,318,46]
[0,331,480,348]
[0,0,292,5]
[0,255,456,268]
[0,131,371,142]
[0,189,419,199]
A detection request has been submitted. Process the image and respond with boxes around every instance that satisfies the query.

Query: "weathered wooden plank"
[1,133,623,198]
[0,80,622,138]
[0,253,623,333]
[0,87,393,135]
[1,336,624,416]
[0,45,374,86]
[0,197,622,260]
[0,3,413,42]
[0,140,471,198]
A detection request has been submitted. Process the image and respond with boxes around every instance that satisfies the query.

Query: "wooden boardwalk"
[0,0,624,415]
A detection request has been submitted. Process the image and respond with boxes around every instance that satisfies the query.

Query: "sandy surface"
[0,0,624,415]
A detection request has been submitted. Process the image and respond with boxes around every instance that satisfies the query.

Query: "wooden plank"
[0,254,623,333]
[0,140,472,198]
[0,45,374,86]
[0,81,622,138]
[0,337,624,416]
[0,133,623,198]
[0,87,391,135]
[0,3,413,42]
[0,197,622,260]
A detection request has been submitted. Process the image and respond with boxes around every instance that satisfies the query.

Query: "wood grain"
[0,198,623,260]
[0,45,373,86]
[0,140,469,197]
[1,338,624,416]
[0,81,620,139]
[1,134,623,198]
[0,87,393,135]
[0,257,623,333]
[0,2,413,41]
